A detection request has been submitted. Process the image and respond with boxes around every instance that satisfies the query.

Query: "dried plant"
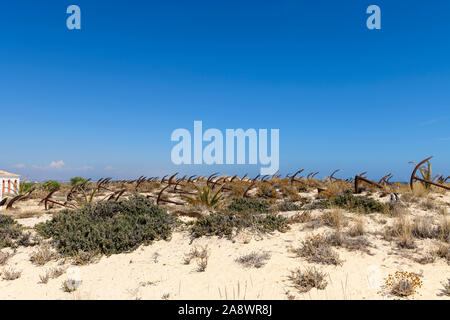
[321,207,346,229]
[348,217,365,237]
[442,278,450,296]
[289,267,328,293]
[385,271,422,297]
[235,251,271,268]
[0,250,11,266]
[184,245,210,271]
[293,234,342,265]
[2,268,21,280]
[30,244,57,266]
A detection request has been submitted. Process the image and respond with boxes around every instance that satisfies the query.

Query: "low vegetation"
[385,271,423,297]
[227,198,270,214]
[235,251,271,268]
[190,212,288,238]
[293,234,342,265]
[0,215,24,248]
[316,191,386,214]
[1,268,21,281]
[289,267,328,293]
[35,195,177,257]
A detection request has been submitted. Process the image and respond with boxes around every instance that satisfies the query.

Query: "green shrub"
[190,212,288,238]
[0,215,23,248]
[70,177,87,187]
[315,191,386,213]
[227,198,270,214]
[35,195,177,257]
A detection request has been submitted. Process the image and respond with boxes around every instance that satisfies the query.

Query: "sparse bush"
[435,243,449,263]
[326,231,371,253]
[0,215,23,248]
[236,251,271,268]
[2,268,21,280]
[190,212,288,239]
[62,279,80,293]
[293,234,342,265]
[35,195,177,258]
[0,251,11,265]
[30,244,57,265]
[227,198,270,214]
[17,232,42,247]
[197,255,209,272]
[385,271,422,297]
[184,246,209,264]
[183,246,209,271]
[289,267,328,293]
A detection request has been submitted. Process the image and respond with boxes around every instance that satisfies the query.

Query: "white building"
[0,170,21,210]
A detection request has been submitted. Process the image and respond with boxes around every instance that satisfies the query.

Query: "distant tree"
[42,180,61,192]
[70,177,87,187]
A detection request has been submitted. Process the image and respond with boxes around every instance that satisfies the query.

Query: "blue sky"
[1,1,449,181]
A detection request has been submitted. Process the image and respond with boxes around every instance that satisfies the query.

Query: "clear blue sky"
[1,1,449,181]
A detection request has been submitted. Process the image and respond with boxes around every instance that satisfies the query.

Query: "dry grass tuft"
[435,243,450,263]
[39,267,65,284]
[0,250,12,266]
[235,251,271,268]
[30,244,57,266]
[384,216,415,249]
[2,268,21,281]
[184,245,210,271]
[321,207,346,229]
[289,267,328,293]
[348,217,365,237]
[293,234,342,265]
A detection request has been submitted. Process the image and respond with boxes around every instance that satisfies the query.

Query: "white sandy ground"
[0,215,449,300]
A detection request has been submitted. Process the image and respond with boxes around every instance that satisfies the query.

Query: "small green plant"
[385,271,423,297]
[183,186,223,209]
